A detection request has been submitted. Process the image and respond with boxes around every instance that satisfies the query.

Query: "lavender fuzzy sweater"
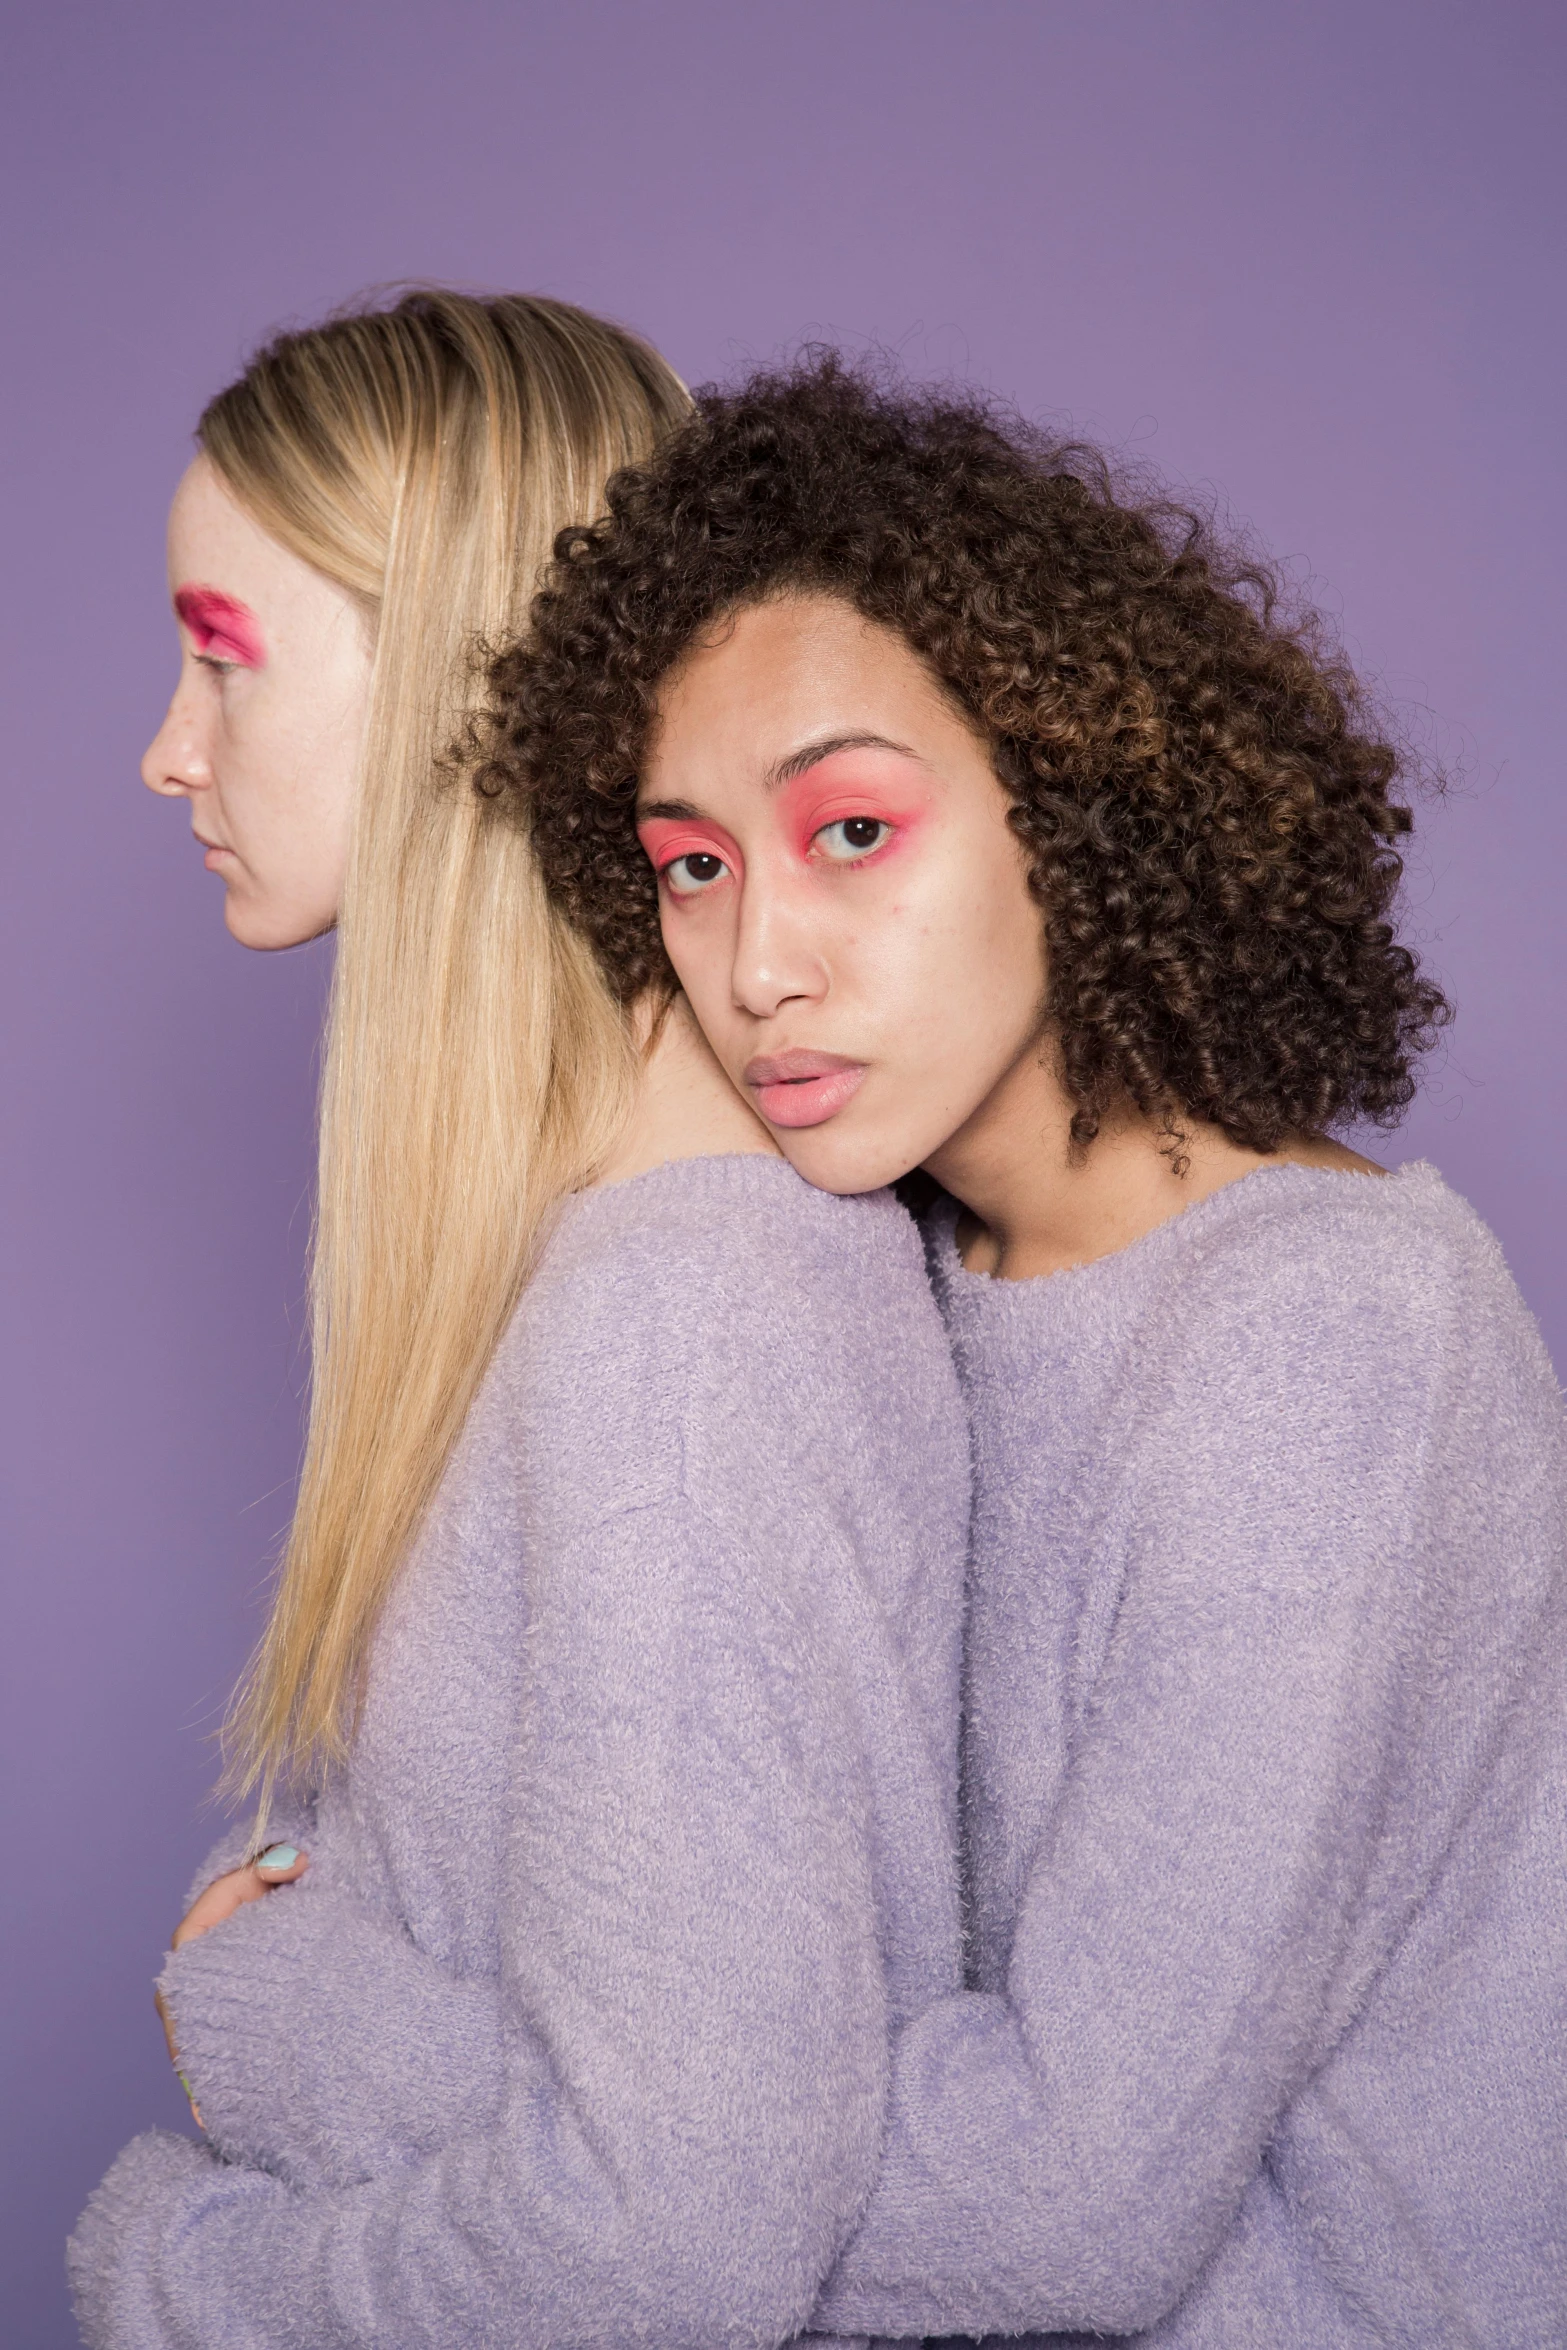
[816,1161,1567,2348]
[69,1155,967,2350]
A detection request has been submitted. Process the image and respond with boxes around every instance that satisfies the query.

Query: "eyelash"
[194,652,240,676]
[814,816,892,863]
[662,851,729,897]
[660,816,894,897]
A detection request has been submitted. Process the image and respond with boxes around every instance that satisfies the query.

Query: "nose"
[730,865,828,1020]
[141,678,211,800]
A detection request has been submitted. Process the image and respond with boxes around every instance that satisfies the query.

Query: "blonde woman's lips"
[744,1050,866,1128]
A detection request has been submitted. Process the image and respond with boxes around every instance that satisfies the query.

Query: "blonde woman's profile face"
[142,455,372,949]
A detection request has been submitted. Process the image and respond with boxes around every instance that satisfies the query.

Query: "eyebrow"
[637,731,923,822]
[765,731,922,789]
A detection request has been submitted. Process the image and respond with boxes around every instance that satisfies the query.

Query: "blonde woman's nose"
[141,692,212,798]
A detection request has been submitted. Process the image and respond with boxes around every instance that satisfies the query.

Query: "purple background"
[3,4,1562,2340]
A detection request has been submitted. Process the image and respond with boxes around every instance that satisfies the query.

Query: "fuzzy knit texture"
[815,1160,1567,2350]
[69,1153,968,2350]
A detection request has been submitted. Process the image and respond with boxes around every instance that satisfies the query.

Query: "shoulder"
[1156,1160,1538,1363]
[1122,1160,1562,1504]
[502,1154,964,1531]
[528,1151,937,1361]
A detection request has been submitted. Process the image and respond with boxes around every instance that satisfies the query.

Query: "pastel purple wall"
[3,4,1561,2340]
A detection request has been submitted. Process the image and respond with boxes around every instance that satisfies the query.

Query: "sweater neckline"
[931,1157,1440,1313]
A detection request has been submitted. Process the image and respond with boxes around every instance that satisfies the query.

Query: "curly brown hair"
[477,353,1449,1153]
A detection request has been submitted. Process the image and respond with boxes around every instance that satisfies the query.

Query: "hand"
[157,1844,309,2120]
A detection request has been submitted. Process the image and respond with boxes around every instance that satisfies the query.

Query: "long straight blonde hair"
[201,289,689,1806]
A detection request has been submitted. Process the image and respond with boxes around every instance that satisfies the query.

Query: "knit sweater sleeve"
[69,1182,901,2349]
[815,1206,1471,2341]
[70,1494,889,2350]
[157,1878,503,2186]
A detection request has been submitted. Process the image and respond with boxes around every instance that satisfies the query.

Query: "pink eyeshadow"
[637,816,744,877]
[174,585,265,668]
[777,753,930,856]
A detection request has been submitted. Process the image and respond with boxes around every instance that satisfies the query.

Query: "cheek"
[656,893,734,1009]
[220,744,353,911]
[940,896,1047,1083]
[231,690,355,825]
[960,861,1048,1007]
[206,736,287,851]
[853,842,1047,1089]
[871,849,1033,1006]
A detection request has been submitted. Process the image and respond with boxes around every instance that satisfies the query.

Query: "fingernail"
[256,1844,298,1870]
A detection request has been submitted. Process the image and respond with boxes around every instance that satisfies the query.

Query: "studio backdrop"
[2,5,1562,2344]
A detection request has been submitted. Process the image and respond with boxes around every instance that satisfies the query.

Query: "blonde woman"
[69,291,967,2349]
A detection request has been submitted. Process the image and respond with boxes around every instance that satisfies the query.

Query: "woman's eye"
[662,851,729,897]
[814,816,891,863]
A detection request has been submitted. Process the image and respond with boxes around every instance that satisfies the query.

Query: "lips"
[744,1049,866,1129]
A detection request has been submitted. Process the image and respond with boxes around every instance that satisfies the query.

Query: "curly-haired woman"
[484,357,1567,2347]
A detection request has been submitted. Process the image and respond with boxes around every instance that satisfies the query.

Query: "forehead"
[646,595,966,782]
[169,455,255,558]
[166,455,302,615]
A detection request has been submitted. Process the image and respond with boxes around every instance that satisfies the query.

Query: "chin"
[769,1121,927,1199]
[224,894,336,953]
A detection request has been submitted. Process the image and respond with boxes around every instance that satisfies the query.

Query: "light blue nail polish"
[257,1844,298,1870]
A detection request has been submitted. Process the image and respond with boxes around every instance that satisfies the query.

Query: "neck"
[924,1034,1380,1282]
[590,992,781,1191]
